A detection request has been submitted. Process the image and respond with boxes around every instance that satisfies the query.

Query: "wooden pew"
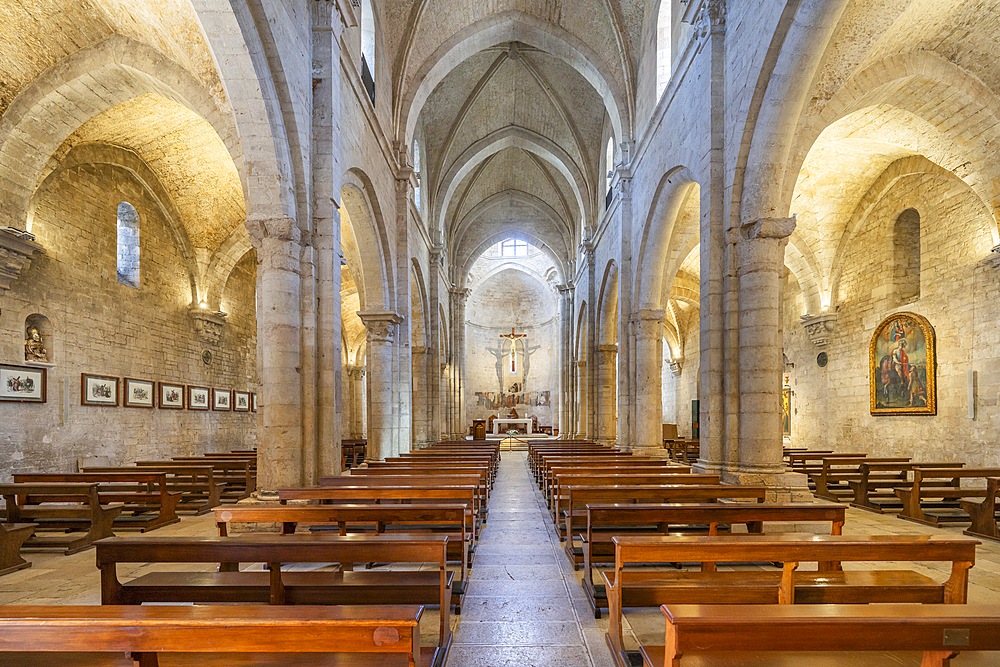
[603,533,979,667]
[962,477,1000,542]
[538,457,670,492]
[786,452,869,480]
[0,522,36,576]
[167,458,256,498]
[848,461,965,512]
[812,456,910,501]
[898,467,1000,526]
[339,472,489,516]
[213,503,472,611]
[96,533,453,665]
[578,502,847,617]
[82,465,225,515]
[558,484,768,542]
[14,472,180,531]
[0,604,425,667]
[548,469,709,515]
[0,482,121,554]
[645,603,1000,667]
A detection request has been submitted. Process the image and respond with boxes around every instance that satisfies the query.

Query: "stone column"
[576,360,588,437]
[596,344,618,444]
[633,309,665,450]
[359,311,402,461]
[427,245,443,440]
[411,345,430,447]
[449,288,471,439]
[735,216,795,481]
[346,365,365,438]
[557,283,574,437]
[247,217,303,495]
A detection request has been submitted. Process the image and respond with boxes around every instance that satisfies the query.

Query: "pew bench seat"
[0,522,36,576]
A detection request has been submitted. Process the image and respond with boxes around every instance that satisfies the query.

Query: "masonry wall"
[0,160,257,481]
[782,169,999,467]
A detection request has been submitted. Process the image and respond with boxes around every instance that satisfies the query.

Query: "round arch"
[341,170,395,311]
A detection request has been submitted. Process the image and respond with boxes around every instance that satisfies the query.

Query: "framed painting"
[233,390,251,412]
[869,311,936,415]
[123,378,155,408]
[0,363,46,403]
[213,388,232,411]
[781,386,792,437]
[187,385,210,411]
[158,382,185,410]
[82,374,118,407]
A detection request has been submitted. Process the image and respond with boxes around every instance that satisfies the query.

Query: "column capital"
[557,282,575,295]
[576,359,587,368]
[800,312,838,348]
[741,216,796,241]
[579,240,596,264]
[449,286,472,303]
[632,309,666,341]
[598,343,619,354]
[246,217,301,248]
[359,310,403,343]
[667,359,683,377]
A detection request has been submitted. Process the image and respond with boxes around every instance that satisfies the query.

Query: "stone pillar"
[576,359,588,437]
[247,217,303,495]
[393,148,414,454]
[359,311,402,461]
[449,288,471,439]
[557,283,574,437]
[346,365,366,438]
[735,217,795,481]
[582,241,598,438]
[411,345,430,448]
[633,309,665,450]
[427,245,443,440]
[596,344,618,444]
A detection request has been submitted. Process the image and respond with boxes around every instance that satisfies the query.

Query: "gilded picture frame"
[869,311,936,415]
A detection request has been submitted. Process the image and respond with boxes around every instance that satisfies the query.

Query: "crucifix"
[500,326,527,374]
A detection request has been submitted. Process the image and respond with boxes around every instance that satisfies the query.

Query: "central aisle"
[446,451,614,667]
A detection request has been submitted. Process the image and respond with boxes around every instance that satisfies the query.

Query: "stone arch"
[410,259,429,349]
[341,170,395,311]
[436,126,589,235]
[596,260,619,346]
[456,231,565,293]
[634,166,699,310]
[205,226,255,311]
[397,10,629,149]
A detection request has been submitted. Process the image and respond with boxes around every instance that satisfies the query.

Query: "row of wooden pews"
[786,448,1000,541]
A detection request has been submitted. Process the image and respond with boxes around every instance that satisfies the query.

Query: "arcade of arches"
[0,0,999,497]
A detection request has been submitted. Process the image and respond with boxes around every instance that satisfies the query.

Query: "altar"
[493,418,533,435]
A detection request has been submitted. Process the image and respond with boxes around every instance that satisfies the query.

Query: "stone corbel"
[359,311,403,343]
[189,308,228,345]
[668,359,683,377]
[800,312,838,348]
[0,228,44,291]
[987,245,1000,268]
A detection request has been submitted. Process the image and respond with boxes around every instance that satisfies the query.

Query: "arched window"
[116,202,140,288]
[413,139,422,212]
[360,0,376,102]
[656,0,672,98]
[605,137,615,208]
[500,239,528,258]
[893,208,920,304]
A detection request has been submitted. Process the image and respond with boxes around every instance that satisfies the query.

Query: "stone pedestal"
[633,309,665,449]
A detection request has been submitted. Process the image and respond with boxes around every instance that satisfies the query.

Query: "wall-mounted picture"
[81,374,118,407]
[213,388,232,411]
[233,390,251,412]
[870,311,936,415]
[0,363,46,403]
[123,378,155,408]
[187,385,210,411]
[158,382,185,409]
[251,392,257,412]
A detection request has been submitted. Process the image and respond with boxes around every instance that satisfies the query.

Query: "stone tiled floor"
[3,451,1000,666]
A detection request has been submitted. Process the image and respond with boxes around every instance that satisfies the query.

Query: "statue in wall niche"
[24,326,47,363]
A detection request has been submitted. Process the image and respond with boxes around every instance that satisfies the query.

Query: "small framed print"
[123,378,155,408]
[187,385,210,411]
[82,374,118,407]
[0,363,46,403]
[213,388,232,411]
[158,382,185,410]
[233,391,251,412]
[251,392,257,412]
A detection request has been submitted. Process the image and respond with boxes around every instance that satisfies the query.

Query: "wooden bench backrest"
[0,482,101,505]
[587,502,846,534]
[278,486,477,506]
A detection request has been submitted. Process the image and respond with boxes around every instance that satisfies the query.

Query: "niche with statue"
[24,313,52,364]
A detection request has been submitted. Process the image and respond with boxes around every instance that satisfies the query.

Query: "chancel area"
[1,1,1000,666]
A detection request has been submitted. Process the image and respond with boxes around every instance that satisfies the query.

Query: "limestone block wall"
[0,161,257,481]
[465,267,559,430]
[782,169,999,466]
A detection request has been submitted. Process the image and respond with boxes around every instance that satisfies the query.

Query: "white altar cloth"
[493,418,533,435]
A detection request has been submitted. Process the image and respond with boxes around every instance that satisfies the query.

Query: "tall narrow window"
[360,0,376,102]
[893,208,920,304]
[656,0,672,98]
[605,137,615,208]
[413,139,422,212]
[116,202,140,288]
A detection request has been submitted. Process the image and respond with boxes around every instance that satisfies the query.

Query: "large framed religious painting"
[869,312,936,415]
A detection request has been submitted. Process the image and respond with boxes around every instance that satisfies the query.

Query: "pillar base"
[692,458,723,475]
[630,446,671,461]
[721,469,811,502]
